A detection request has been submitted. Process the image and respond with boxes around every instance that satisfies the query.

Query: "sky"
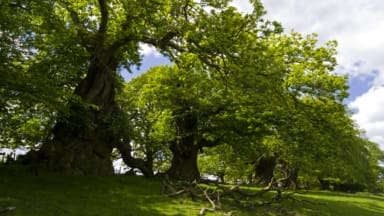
[256,0,384,150]
[124,0,384,150]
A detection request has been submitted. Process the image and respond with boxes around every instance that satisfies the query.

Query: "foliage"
[194,31,383,189]
[0,0,284,175]
[0,0,383,187]
[119,54,236,175]
[118,25,384,185]
[199,144,254,183]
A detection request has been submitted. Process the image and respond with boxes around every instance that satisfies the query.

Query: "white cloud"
[234,0,384,80]
[349,87,384,124]
[139,43,162,57]
[230,1,253,13]
[349,87,384,149]
[233,0,384,150]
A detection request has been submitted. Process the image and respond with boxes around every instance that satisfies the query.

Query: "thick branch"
[62,4,93,51]
[116,141,154,177]
[8,2,29,10]
[199,138,222,148]
[108,30,182,57]
[108,33,137,54]
[97,0,108,39]
[0,206,16,214]
[141,34,184,54]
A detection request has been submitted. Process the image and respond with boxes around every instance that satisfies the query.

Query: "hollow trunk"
[19,53,118,175]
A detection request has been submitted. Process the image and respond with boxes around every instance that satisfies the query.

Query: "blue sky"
[123,1,384,150]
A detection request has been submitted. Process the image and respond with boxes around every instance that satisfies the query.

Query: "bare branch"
[0,206,16,214]
[195,183,217,215]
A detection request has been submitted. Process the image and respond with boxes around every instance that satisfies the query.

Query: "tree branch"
[107,33,137,54]
[116,140,154,177]
[141,34,184,54]
[8,2,29,10]
[97,0,108,38]
[199,137,222,148]
[61,4,93,51]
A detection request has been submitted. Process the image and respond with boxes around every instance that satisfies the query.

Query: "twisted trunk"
[116,140,155,177]
[20,53,118,175]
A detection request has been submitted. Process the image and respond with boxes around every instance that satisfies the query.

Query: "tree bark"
[167,141,200,181]
[166,111,200,181]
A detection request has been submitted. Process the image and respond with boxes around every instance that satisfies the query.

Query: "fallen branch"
[195,183,217,216]
[161,174,322,215]
[0,206,16,215]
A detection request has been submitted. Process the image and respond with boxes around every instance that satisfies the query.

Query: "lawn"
[0,175,383,215]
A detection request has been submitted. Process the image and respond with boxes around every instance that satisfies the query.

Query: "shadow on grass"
[1,175,383,216]
[0,175,203,216]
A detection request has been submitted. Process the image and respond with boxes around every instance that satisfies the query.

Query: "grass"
[0,175,383,216]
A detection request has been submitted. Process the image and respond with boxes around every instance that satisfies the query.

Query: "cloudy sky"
[257,0,384,150]
[127,0,384,150]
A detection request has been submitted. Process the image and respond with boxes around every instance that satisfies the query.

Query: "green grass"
[0,175,383,216]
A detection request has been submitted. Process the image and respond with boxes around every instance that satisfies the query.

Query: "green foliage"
[119,23,383,186]
[199,144,255,182]
[0,0,272,150]
[0,103,54,149]
[118,55,232,173]
[0,0,382,189]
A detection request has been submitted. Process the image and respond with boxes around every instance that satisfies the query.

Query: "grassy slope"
[0,175,383,216]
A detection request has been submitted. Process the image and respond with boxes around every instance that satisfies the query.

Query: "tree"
[120,55,237,180]
[2,0,271,174]
[3,0,382,186]
[195,32,384,190]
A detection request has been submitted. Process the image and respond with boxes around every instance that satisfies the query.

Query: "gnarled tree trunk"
[20,54,118,175]
[167,141,200,181]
